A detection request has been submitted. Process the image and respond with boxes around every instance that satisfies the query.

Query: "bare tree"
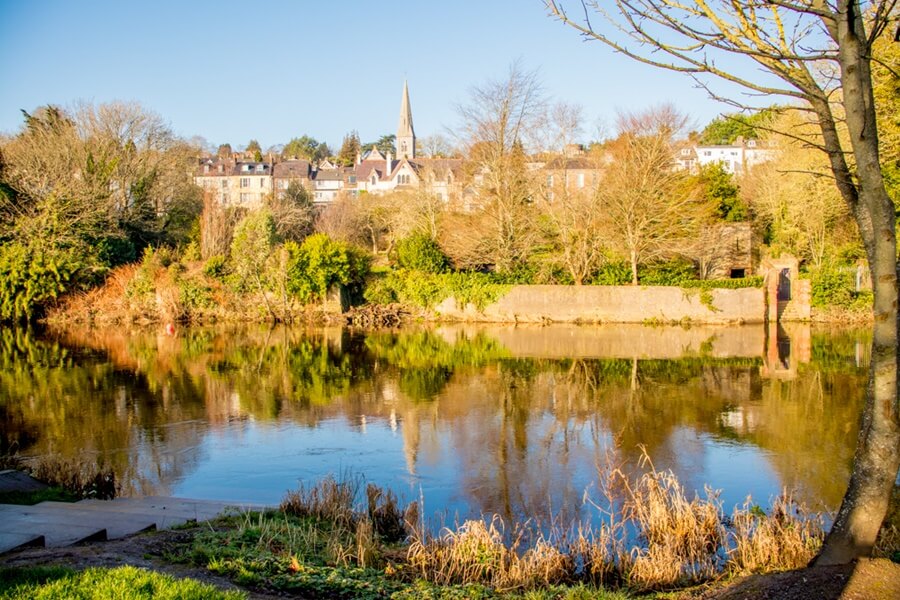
[456,61,547,273]
[597,106,702,284]
[546,0,899,565]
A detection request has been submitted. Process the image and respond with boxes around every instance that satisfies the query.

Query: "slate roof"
[273,160,311,178]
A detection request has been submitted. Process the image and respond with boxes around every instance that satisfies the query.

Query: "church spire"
[397,80,416,159]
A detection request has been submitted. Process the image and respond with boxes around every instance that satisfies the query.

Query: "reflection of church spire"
[397,81,416,159]
[402,406,419,476]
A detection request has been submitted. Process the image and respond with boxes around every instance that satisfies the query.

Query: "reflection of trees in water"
[2,325,868,515]
[0,327,208,496]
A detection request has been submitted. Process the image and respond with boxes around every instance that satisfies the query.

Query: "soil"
[692,559,900,600]
[1,530,898,599]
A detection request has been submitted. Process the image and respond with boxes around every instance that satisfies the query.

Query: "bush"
[592,262,632,286]
[639,260,696,286]
[286,234,370,303]
[0,242,79,321]
[394,233,450,274]
[203,255,227,279]
[810,264,866,308]
[681,276,764,290]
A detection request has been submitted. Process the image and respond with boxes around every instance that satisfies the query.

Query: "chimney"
[356,151,361,166]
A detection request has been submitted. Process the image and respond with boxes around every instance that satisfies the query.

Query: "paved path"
[0,496,271,555]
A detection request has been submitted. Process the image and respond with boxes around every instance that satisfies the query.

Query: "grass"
[157,456,830,599]
[0,565,245,600]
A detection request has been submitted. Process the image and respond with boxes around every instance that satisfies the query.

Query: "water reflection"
[0,323,868,522]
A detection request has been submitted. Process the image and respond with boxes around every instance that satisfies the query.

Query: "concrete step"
[0,532,45,555]
[7,503,160,538]
[0,496,272,555]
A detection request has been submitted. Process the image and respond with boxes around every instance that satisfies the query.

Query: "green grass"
[0,487,78,505]
[0,566,245,600]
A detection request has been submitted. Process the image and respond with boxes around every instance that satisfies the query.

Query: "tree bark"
[812,0,900,566]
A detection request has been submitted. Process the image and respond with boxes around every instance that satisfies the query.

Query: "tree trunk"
[813,1,900,565]
[630,251,639,286]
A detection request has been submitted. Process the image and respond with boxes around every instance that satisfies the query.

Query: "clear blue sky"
[0,0,746,151]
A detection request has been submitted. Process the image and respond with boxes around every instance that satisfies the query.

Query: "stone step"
[0,517,106,548]
[14,503,161,537]
[42,501,209,530]
[0,496,272,555]
[0,532,45,555]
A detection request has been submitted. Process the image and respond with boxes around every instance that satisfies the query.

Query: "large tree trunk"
[813,1,900,565]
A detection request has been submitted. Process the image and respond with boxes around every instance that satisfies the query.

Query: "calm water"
[0,322,869,523]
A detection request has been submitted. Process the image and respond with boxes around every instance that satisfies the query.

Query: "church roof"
[397,80,415,138]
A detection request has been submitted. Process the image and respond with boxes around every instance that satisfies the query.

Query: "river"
[0,322,868,525]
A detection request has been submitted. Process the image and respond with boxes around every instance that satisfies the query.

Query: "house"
[273,160,312,198]
[194,158,273,207]
[678,137,775,175]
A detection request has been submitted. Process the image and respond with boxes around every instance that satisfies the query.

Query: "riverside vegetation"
[9,464,895,600]
[1,94,888,325]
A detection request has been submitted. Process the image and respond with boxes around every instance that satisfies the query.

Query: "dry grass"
[728,493,824,574]
[18,454,119,499]
[280,474,360,528]
[401,449,824,593]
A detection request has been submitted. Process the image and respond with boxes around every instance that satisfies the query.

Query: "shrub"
[203,255,227,279]
[592,262,631,286]
[639,261,696,286]
[394,233,450,274]
[0,242,79,321]
[810,264,856,307]
[286,234,370,303]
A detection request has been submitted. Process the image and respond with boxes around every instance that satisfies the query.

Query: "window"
[240,193,250,203]
[703,151,712,157]
[577,173,585,188]
[203,165,210,173]
[240,177,250,188]
[546,175,554,187]
[221,179,228,189]
[348,175,357,184]
[371,175,376,185]
[259,178,266,188]
[680,148,691,156]
[398,174,411,185]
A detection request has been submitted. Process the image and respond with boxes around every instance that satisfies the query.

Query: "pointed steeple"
[397,80,416,159]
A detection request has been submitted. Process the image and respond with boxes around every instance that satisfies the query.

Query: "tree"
[418,133,456,157]
[230,209,276,318]
[283,135,330,163]
[699,108,779,145]
[337,130,361,166]
[597,106,703,285]
[246,139,263,162]
[744,111,852,268]
[454,61,546,274]
[362,134,396,156]
[266,180,314,242]
[216,143,233,158]
[546,0,898,565]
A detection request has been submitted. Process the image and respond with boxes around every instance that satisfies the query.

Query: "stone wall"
[433,285,765,324]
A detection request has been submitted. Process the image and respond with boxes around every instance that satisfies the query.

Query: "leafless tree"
[546,0,899,564]
[455,61,547,273]
[597,106,702,284]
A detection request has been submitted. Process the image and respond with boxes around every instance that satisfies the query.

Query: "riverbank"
[44,256,869,327]
[1,480,898,600]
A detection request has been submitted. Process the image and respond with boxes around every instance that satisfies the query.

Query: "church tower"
[396,81,416,159]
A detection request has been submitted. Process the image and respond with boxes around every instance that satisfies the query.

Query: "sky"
[0,0,763,152]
